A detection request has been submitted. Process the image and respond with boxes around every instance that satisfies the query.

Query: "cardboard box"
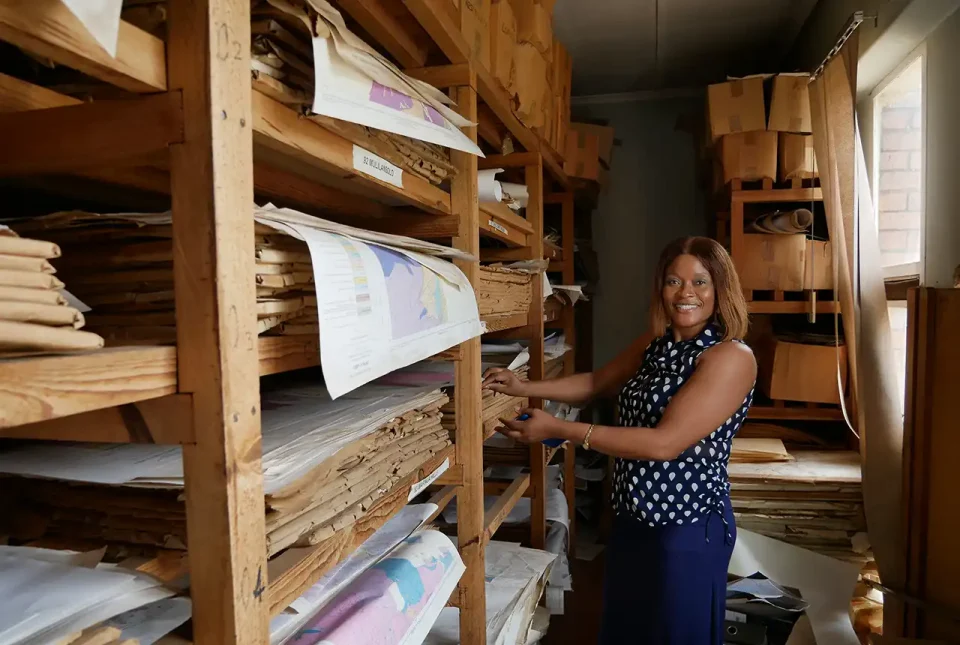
[564,129,601,181]
[707,76,766,138]
[779,133,817,181]
[759,338,847,404]
[720,130,777,183]
[461,0,491,72]
[805,239,833,290]
[489,0,517,95]
[515,1,552,59]
[768,73,812,133]
[550,38,572,153]
[515,42,548,128]
[570,122,614,166]
[739,234,806,291]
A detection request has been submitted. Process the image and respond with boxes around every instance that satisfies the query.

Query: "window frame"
[868,42,926,282]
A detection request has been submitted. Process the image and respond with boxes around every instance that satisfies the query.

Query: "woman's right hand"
[482,367,528,397]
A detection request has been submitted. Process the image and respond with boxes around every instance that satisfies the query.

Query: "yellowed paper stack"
[476,265,535,318]
[0,227,104,355]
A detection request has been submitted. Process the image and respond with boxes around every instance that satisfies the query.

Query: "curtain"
[809,31,905,592]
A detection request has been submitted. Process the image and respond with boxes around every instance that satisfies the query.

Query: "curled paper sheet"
[501,182,529,210]
[479,168,504,203]
[749,209,813,234]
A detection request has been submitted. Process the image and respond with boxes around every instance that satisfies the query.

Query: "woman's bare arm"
[484,331,654,406]
[499,342,756,459]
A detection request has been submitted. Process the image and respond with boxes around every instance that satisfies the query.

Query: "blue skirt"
[599,503,735,645]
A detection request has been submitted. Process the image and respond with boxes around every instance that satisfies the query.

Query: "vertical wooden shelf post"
[450,73,487,645]
[527,158,547,550]
[560,191,577,555]
[168,1,268,643]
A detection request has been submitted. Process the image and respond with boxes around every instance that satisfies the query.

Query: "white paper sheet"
[105,597,192,645]
[501,183,529,210]
[270,504,437,644]
[310,35,482,156]
[479,169,505,203]
[729,529,862,645]
[61,0,123,57]
[0,545,175,645]
[289,222,483,398]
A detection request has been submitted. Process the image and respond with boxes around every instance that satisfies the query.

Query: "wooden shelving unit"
[0,1,570,644]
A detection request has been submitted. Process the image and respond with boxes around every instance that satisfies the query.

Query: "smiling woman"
[482,236,756,645]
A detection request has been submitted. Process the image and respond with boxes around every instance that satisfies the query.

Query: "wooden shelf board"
[267,445,456,616]
[748,405,845,422]
[748,300,840,315]
[483,473,530,541]
[543,239,563,262]
[479,202,532,247]
[482,313,530,334]
[0,346,177,430]
[732,187,823,204]
[425,484,460,523]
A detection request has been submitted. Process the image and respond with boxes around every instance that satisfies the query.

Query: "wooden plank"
[477,104,506,151]
[539,136,569,189]
[732,187,824,204]
[449,82,486,645]
[0,4,166,93]
[426,485,460,522]
[254,163,390,219]
[560,191,577,556]
[373,211,459,239]
[482,313,530,334]
[483,479,535,498]
[480,202,531,247]
[401,0,469,65]
[266,446,455,615]
[168,2,267,644]
[0,394,193,444]
[335,0,431,68]
[405,64,475,90]
[476,67,540,154]
[480,152,540,170]
[0,92,183,175]
[433,464,465,486]
[748,405,845,422]
[526,157,547,550]
[251,90,452,216]
[481,247,535,262]
[748,300,840,315]
[257,335,319,376]
[484,474,531,541]
[0,346,177,429]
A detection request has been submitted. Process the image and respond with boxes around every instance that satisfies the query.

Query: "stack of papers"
[424,542,557,645]
[730,438,794,463]
[0,381,451,556]
[0,545,175,645]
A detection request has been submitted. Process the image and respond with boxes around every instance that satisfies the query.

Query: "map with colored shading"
[289,530,463,645]
[370,245,449,339]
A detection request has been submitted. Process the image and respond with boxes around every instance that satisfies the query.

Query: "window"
[871,52,924,278]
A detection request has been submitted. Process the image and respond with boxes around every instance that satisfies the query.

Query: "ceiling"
[554,0,820,96]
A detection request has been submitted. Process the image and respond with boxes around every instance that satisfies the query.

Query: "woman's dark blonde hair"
[649,236,749,340]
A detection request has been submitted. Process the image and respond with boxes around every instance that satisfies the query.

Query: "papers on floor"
[0,545,176,645]
[258,205,483,398]
[424,542,556,645]
[0,381,445,495]
[730,528,863,645]
[270,504,438,644]
[298,0,482,155]
[277,528,463,645]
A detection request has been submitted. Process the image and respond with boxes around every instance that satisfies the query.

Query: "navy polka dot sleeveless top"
[613,322,754,529]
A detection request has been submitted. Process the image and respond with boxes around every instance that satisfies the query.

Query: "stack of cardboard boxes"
[464,0,571,155]
[708,74,817,186]
[563,122,614,184]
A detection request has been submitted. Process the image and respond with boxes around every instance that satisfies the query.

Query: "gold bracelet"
[582,424,596,450]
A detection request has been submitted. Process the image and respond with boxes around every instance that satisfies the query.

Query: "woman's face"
[662,253,716,336]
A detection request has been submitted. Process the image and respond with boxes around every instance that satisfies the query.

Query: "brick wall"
[876,89,923,268]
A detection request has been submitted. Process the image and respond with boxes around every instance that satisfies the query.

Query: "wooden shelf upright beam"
[168,1,267,644]
[526,156,547,550]
[559,191,577,555]
[449,72,487,644]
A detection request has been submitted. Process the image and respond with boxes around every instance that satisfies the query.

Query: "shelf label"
[353,145,403,189]
[487,219,508,235]
[408,458,450,501]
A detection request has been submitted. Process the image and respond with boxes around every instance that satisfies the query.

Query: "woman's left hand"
[496,408,563,444]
